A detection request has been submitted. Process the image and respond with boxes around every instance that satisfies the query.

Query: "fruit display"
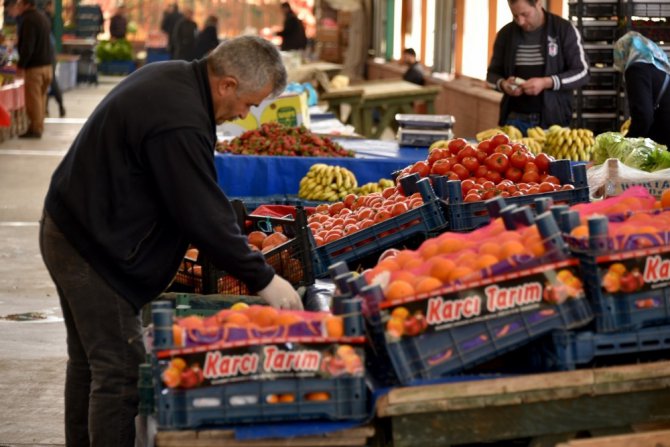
[216,122,354,157]
[298,164,358,201]
[306,189,426,246]
[475,125,523,142]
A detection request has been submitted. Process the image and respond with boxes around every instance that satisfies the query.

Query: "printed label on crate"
[381,264,585,340]
[598,247,670,297]
[159,343,363,389]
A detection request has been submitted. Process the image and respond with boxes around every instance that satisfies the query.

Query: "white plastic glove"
[257,274,303,310]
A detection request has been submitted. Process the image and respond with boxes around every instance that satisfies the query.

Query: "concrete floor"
[0,77,119,446]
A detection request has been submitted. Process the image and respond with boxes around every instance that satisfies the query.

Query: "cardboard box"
[218,91,310,137]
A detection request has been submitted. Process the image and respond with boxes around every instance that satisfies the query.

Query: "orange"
[162,367,181,388]
[385,280,416,301]
[404,257,424,270]
[395,250,420,268]
[276,312,303,327]
[448,266,474,283]
[250,306,279,328]
[498,231,522,242]
[419,240,440,259]
[661,193,670,208]
[478,242,501,258]
[266,394,279,404]
[179,315,204,330]
[278,394,296,403]
[391,270,416,284]
[172,324,184,347]
[225,312,251,326]
[262,232,289,250]
[437,236,469,255]
[169,357,187,371]
[415,276,442,294]
[455,250,477,269]
[377,258,401,272]
[391,306,410,320]
[476,254,499,270]
[570,225,589,238]
[428,257,456,282]
[305,392,331,401]
[500,241,526,259]
[324,315,344,338]
[247,231,267,250]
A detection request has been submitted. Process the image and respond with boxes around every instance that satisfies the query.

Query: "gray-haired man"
[40,35,301,446]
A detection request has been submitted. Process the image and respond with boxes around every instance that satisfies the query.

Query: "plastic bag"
[587,158,670,199]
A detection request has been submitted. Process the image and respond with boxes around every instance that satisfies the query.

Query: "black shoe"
[59,106,66,118]
[19,131,42,139]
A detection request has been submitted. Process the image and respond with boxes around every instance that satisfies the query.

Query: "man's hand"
[521,77,554,96]
[257,274,303,310]
[501,77,523,97]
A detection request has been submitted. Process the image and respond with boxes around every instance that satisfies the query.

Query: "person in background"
[44,0,66,118]
[109,4,128,40]
[40,35,301,446]
[194,14,219,59]
[161,2,182,58]
[277,2,307,51]
[402,48,425,86]
[614,31,670,147]
[487,0,590,134]
[171,7,197,60]
[17,0,53,138]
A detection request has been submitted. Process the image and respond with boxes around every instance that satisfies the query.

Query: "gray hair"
[206,35,287,97]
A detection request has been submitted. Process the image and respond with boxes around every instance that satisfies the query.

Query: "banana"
[476,127,504,142]
[541,127,595,161]
[429,139,451,151]
[620,118,631,136]
[298,164,360,201]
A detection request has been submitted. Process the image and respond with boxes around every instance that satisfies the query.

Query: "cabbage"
[591,132,669,172]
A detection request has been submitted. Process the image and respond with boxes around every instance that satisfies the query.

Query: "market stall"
[214,139,427,197]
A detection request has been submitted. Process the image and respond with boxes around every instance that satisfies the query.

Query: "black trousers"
[39,211,145,446]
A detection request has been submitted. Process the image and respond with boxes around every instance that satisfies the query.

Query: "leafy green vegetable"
[591,131,669,172]
[95,39,133,62]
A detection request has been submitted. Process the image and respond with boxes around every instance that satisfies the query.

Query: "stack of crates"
[569,0,624,134]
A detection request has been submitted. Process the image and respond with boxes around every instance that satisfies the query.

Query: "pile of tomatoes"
[399,134,576,202]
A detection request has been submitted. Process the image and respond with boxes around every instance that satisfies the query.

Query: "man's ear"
[217,76,238,96]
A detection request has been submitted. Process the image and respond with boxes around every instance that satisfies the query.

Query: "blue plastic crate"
[156,376,368,429]
[146,48,170,64]
[544,324,670,371]
[98,60,136,75]
[310,197,447,277]
[436,161,590,232]
[577,246,670,333]
[360,260,594,386]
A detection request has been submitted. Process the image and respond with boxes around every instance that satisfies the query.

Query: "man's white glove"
[257,274,303,310]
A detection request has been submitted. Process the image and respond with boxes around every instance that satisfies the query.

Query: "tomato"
[538,182,555,193]
[504,166,523,182]
[482,189,498,200]
[477,140,493,155]
[343,224,360,234]
[500,191,511,198]
[475,165,488,178]
[480,180,495,190]
[408,198,423,209]
[527,186,540,195]
[461,156,480,173]
[474,149,488,163]
[476,177,489,185]
[510,151,529,169]
[343,194,357,209]
[521,170,540,183]
[534,153,553,173]
[494,144,514,157]
[315,204,329,214]
[561,184,575,191]
[511,190,524,197]
[485,170,503,184]
[511,143,528,153]
[544,175,561,185]
[524,162,539,172]
[374,210,392,223]
[409,161,430,178]
[448,138,468,155]
[381,187,396,199]
[490,133,510,149]
[390,202,409,217]
[443,171,460,181]
[329,203,345,216]
[485,153,510,173]
[427,148,450,166]
[358,218,374,229]
[464,192,482,202]
[430,158,454,175]
[457,145,477,162]
[460,178,477,195]
[451,163,469,180]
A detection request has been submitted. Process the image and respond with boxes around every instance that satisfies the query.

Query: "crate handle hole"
[194,397,222,408]
[228,395,258,406]
[641,340,661,347]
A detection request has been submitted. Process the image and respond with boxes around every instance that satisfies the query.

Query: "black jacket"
[278,12,307,51]
[195,25,219,59]
[487,10,590,128]
[172,17,198,60]
[44,60,275,310]
[110,14,127,39]
[403,63,425,86]
[17,8,53,68]
[625,63,670,147]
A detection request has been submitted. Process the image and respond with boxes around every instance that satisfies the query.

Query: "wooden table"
[155,425,374,447]
[321,80,441,139]
[376,361,670,446]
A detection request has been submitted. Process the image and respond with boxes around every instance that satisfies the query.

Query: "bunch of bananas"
[354,178,394,195]
[620,118,631,136]
[543,127,595,161]
[475,125,522,142]
[526,126,546,143]
[298,164,358,201]
[428,139,450,151]
[519,137,544,155]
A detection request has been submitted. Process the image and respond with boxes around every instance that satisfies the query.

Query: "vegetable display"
[592,132,670,172]
[216,122,354,157]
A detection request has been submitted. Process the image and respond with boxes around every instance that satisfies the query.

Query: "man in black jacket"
[487,0,589,132]
[40,36,301,446]
[17,0,53,138]
[277,2,307,51]
[160,3,182,58]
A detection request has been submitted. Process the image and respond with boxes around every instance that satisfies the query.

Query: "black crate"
[579,21,620,42]
[631,20,670,42]
[630,1,670,18]
[574,90,620,112]
[584,44,615,66]
[576,113,622,134]
[569,1,619,18]
[585,69,620,90]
